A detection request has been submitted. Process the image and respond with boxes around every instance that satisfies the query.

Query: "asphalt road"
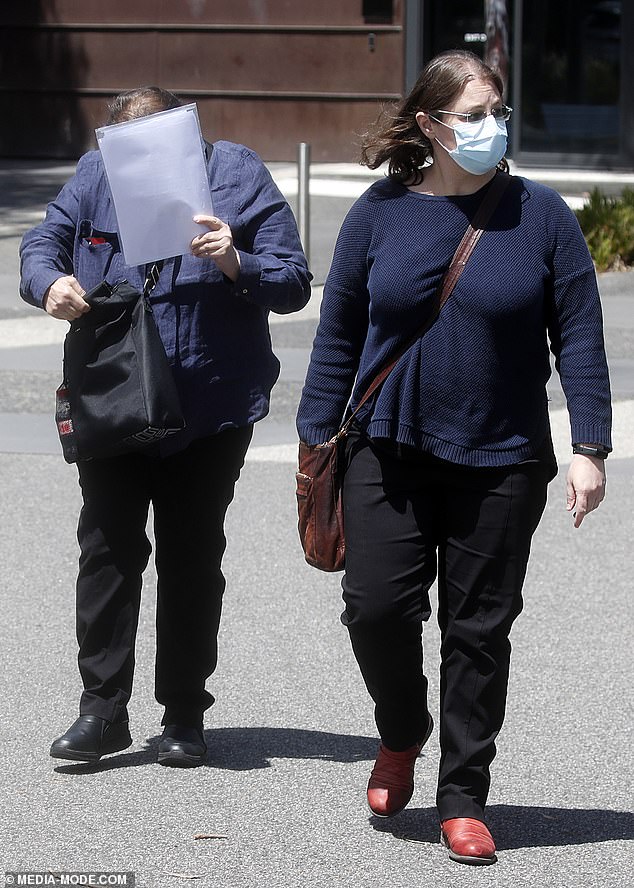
[0,160,632,888]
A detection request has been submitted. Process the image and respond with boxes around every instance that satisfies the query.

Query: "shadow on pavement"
[53,726,378,774]
[0,163,74,236]
[372,804,634,849]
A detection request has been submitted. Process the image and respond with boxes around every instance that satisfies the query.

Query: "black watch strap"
[572,443,609,459]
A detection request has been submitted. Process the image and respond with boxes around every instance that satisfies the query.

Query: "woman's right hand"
[43,275,89,320]
[566,453,607,528]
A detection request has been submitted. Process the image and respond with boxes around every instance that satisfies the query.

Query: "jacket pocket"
[75,220,123,291]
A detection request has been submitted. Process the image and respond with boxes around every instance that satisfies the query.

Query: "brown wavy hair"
[361,50,509,185]
[107,86,182,124]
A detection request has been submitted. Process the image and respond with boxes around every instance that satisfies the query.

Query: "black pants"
[75,426,252,727]
[341,435,549,821]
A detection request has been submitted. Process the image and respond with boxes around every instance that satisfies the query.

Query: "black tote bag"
[55,277,185,463]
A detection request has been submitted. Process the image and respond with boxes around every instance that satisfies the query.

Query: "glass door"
[513,0,629,165]
[424,0,515,149]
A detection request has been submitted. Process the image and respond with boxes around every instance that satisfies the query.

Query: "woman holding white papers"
[20,87,311,767]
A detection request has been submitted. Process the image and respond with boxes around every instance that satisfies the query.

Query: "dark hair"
[107,86,183,124]
[360,50,509,185]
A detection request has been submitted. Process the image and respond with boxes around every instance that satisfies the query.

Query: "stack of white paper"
[96,103,214,267]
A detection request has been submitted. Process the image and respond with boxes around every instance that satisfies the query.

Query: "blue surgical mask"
[432,114,508,175]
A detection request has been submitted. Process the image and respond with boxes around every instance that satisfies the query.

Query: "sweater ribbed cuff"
[570,422,612,451]
[296,425,340,446]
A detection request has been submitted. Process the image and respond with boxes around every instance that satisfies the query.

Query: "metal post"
[404,0,424,93]
[297,141,310,265]
[511,0,523,161]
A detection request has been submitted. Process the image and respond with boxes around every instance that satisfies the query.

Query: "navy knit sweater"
[297,174,612,466]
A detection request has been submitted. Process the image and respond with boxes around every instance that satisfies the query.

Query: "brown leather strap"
[338,172,512,437]
[437,172,511,307]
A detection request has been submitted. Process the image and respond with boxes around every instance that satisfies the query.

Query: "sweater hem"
[366,420,547,468]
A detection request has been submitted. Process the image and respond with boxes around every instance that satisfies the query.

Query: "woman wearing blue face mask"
[297,50,611,865]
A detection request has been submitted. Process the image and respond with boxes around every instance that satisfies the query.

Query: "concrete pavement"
[0,160,632,888]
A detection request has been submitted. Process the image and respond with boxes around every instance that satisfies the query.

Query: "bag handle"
[336,172,512,439]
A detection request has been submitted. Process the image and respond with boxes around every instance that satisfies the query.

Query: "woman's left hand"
[191,214,241,282]
[566,454,607,528]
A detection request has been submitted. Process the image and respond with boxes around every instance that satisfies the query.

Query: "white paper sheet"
[96,104,214,267]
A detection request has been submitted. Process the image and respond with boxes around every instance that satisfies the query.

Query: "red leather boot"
[366,716,433,817]
[440,818,497,865]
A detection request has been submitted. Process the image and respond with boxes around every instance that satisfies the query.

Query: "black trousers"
[341,435,549,821]
[74,426,252,727]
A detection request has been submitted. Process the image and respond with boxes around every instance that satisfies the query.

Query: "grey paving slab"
[0,343,62,372]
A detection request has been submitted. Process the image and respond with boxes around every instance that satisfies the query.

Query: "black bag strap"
[143,261,164,299]
[335,172,512,439]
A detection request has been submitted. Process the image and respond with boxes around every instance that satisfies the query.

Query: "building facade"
[1,0,632,168]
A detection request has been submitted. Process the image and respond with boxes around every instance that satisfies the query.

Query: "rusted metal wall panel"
[162,31,402,93]
[3,1,398,27]
[0,1,404,160]
[194,97,390,162]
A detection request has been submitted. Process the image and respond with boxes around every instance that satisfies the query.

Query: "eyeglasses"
[432,105,513,124]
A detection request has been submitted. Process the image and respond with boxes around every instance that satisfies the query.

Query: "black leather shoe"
[158,725,207,767]
[50,715,132,762]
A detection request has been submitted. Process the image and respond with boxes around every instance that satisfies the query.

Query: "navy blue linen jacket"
[20,140,311,451]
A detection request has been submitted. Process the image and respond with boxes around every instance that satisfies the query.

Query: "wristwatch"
[572,443,610,459]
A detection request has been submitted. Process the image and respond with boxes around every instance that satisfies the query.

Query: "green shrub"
[575,188,634,272]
